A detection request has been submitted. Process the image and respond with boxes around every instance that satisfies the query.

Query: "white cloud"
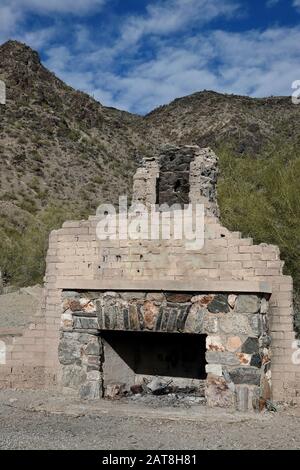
[45,22,300,114]
[0,0,107,44]
[18,27,58,49]
[1,0,299,114]
[118,0,239,50]
[266,0,280,7]
[0,6,22,36]
[39,0,240,112]
[209,28,300,96]
[293,0,300,10]
[1,0,107,16]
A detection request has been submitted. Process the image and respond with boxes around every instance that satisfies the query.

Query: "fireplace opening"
[101,331,207,382]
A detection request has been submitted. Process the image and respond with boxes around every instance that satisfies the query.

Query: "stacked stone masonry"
[60,290,271,411]
[0,145,298,407]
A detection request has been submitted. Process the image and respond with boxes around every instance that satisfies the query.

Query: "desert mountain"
[0,40,300,300]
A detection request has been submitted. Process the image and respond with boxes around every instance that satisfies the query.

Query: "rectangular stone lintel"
[57,279,272,294]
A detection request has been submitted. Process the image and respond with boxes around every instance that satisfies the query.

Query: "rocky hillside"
[0,41,145,230]
[144,91,300,155]
[0,40,300,295]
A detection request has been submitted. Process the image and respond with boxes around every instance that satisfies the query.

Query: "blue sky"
[0,0,300,114]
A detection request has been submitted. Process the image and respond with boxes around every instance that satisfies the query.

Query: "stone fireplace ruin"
[1,145,297,407]
[54,145,280,412]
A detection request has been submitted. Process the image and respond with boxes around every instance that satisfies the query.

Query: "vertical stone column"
[59,291,102,399]
[204,293,271,411]
[189,147,220,217]
[132,158,159,207]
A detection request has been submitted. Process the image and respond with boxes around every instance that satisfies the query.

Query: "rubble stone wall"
[59,290,271,411]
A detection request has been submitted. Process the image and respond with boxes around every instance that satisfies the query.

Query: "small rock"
[206,335,225,352]
[103,291,119,298]
[260,298,269,314]
[185,304,205,333]
[147,378,172,395]
[205,364,223,376]
[219,314,251,335]
[206,351,240,366]
[250,354,262,368]
[73,316,99,330]
[131,384,144,395]
[61,311,73,329]
[259,334,271,348]
[87,370,101,381]
[202,314,218,334]
[229,367,261,386]
[241,337,259,354]
[191,294,214,305]
[105,383,125,399]
[226,336,242,352]
[80,381,101,400]
[249,314,263,337]
[166,293,192,303]
[68,300,82,312]
[84,339,100,356]
[237,353,252,365]
[206,376,235,408]
[228,294,237,309]
[9,398,18,404]
[81,300,96,313]
[235,385,249,412]
[207,294,230,313]
[142,301,159,330]
[146,293,165,302]
[235,295,261,314]
[62,291,80,300]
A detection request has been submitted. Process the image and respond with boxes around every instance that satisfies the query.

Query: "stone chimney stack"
[133,145,219,216]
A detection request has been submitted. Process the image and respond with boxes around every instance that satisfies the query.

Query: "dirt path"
[0,390,299,450]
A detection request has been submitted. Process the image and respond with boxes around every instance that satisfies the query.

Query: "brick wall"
[42,215,296,402]
[0,319,48,390]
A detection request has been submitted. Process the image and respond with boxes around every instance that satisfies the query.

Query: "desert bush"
[218,143,300,292]
[0,204,82,286]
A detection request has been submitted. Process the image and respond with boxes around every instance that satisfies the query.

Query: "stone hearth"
[59,289,271,411]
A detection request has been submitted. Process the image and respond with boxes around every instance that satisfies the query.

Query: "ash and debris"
[107,377,207,408]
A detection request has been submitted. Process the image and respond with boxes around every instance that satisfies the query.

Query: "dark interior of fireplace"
[101,331,207,380]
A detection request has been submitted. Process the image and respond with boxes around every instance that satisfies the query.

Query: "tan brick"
[228,238,251,246]
[219,261,242,270]
[228,253,252,261]
[255,268,280,276]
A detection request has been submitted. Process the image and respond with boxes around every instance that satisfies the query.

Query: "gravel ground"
[0,286,43,328]
[0,390,299,450]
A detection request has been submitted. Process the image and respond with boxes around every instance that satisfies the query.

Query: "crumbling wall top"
[132,145,219,216]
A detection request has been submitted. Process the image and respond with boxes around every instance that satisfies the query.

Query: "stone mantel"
[58,279,272,294]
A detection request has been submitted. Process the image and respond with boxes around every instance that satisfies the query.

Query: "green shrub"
[218,143,300,293]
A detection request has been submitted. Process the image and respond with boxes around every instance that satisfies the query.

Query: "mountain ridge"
[0,40,300,297]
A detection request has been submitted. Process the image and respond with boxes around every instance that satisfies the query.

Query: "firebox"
[101,331,207,380]
[59,287,271,411]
